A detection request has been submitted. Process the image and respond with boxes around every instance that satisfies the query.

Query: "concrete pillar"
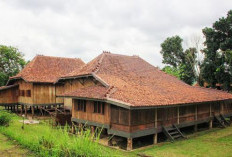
[127,138,133,151]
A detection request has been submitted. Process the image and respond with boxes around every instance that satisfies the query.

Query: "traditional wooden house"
[57,52,232,150]
[0,55,85,116]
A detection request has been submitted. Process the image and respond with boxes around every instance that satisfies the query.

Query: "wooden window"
[77,100,86,112]
[20,90,25,96]
[94,101,105,114]
[26,90,31,97]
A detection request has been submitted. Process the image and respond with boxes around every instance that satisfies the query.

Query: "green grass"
[0,110,125,157]
[1,109,232,157]
[132,127,232,157]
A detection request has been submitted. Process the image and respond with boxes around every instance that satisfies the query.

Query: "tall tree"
[201,10,232,90]
[0,45,26,86]
[160,36,196,85]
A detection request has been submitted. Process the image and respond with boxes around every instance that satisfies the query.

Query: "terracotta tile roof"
[59,86,109,100]
[60,52,232,107]
[9,55,85,83]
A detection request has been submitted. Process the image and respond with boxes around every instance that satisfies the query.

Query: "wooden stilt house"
[0,55,85,116]
[58,52,232,150]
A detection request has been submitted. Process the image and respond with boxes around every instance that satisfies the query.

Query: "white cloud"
[0,0,231,67]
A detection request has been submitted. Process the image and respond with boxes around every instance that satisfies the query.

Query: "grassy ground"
[0,133,34,157]
[1,110,232,157]
[132,126,232,157]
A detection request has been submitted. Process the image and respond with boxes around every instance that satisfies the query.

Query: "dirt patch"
[0,133,34,157]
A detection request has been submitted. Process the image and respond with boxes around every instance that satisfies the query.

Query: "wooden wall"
[33,83,56,104]
[63,77,101,109]
[18,80,33,104]
[109,100,232,133]
[55,84,64,104]
[72,100,110,125]
[0,86,18,104]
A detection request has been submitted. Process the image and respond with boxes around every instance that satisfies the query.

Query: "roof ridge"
[92,52,106,73]
[104,86,117,98]
[36,55,83,60]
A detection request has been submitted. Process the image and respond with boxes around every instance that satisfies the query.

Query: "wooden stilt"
[127,138,133,151]
[194,105,198,132]
[91,126,95,138]
[32,106,34,118]
[25,105,27,117]
[209,104,213,129]
[21,105,23,115]
[16,105,18,114]
[108,138,112,146]
[177,106,180,125]
[154,108,158,144]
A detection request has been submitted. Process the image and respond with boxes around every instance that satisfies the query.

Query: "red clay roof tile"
[60,52,232,107]
[9,55,85,83]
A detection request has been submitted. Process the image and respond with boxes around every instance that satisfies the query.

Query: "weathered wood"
[127,138,133,151]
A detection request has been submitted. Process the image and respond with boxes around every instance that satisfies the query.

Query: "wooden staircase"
[214,114,231,128]
[162,124,186,142]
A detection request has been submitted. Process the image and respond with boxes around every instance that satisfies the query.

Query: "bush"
[0,111,12,126]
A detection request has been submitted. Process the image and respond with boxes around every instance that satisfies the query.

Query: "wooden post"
[127,138,133,151]
[91,126,95,138]
[25,105,27,117]
[21,105,23,115]
[154,108,158,144]
[220,102,224,115]
[108,137,113,146]
[71,123,75,134]
[209,104,213,129]
[32,106,35,118]
[194,105,198,132]
[16,105,18,114]
[177,107,180,125]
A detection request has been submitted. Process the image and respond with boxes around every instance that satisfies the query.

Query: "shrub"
[0,111,12,126]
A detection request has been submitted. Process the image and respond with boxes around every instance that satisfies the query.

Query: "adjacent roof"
[60,52,232,107]
[0,84,19,91]
[8,55,85,84]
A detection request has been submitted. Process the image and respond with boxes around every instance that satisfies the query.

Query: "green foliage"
[160,36,184,68]
[201,10,232,90]
[0,110,12,126]
[0,116,122,157]
[160,36,196,85]
[0,45,27,86]
[162,66,180,79]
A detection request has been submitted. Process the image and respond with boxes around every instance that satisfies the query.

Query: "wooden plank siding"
[63,77,101,109]
[33,83,56,104]
[72,100,110,125]
[107,100,232,134]
[0,86,19,104]
[17,80,33,104]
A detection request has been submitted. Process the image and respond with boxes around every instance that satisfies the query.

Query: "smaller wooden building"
[0,55,85,117]
[58,52,232,150]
